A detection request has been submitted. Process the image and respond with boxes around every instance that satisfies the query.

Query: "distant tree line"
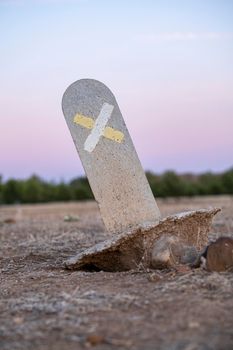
[0,168,232,204]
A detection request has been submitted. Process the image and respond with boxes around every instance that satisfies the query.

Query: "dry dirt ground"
[0,196,233,350]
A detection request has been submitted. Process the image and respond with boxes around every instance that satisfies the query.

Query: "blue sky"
[0,0,233,180]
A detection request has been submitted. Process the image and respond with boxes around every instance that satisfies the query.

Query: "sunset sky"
[0,0,233,181]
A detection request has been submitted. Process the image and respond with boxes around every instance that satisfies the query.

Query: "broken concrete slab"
[65,208,220,272]
[62,79,160,233]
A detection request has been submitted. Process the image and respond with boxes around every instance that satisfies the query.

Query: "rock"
[13,316,24,325]
[86,334,105,346]
[65,208,220,272]
[147,272,163,282]
[64,215,80,222]
[3,218,16,224]
[151,234,198,269]
[151,235,179,268]
[180,245,198,265]
[205,237,233,272]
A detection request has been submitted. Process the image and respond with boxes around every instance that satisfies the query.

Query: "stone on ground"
[151,234,198,269]
[205,237,233,272]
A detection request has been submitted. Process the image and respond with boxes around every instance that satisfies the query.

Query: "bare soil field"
[0,196,233,350]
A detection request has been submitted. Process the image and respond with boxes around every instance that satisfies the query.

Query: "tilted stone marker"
[62,79,160,233]
[62,79,220,271]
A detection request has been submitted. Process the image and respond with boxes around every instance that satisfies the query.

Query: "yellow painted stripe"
[73,113,124,143]
[73,114,94,129]
[104,126,124,143]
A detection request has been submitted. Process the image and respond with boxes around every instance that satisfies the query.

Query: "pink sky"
[0,0,233,180]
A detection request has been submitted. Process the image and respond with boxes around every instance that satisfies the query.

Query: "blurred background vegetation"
[0,168,232,204]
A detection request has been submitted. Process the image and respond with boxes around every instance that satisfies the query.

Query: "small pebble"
[13,316,24,325]
[64,215,80,222]
[86,334,105,346]
[3,218,16,224]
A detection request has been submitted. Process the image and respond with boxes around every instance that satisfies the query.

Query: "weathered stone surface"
[65,208,220,271]
[151,234,198,269]
[205,237,233,272]
[62,79,160,233]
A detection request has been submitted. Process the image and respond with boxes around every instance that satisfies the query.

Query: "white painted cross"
[62,79,160,233]
[84,102,114,153]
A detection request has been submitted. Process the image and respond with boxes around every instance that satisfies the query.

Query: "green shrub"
[0,167,232,204]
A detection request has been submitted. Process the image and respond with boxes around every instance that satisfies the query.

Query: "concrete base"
[65,208,220,272]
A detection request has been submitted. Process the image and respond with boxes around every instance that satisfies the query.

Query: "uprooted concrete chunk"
[65,208,220,272]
